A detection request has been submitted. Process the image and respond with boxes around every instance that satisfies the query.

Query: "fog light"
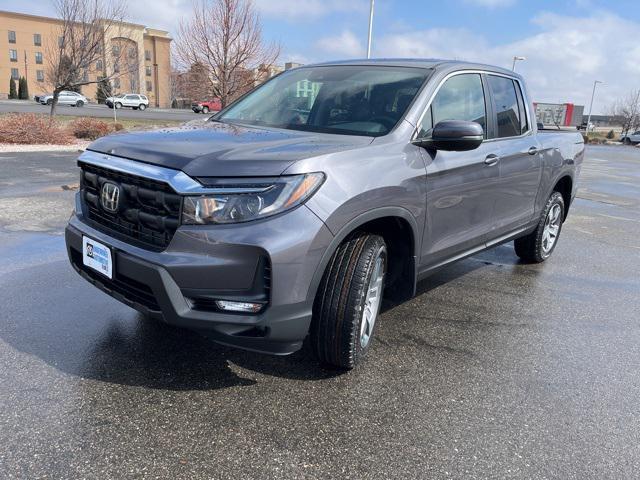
[215,300,263,313]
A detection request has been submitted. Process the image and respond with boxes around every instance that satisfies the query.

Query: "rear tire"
[76,100,84,107]
[311,232,387,369]
[515,192,565,263]
[202,106,209,114]
[139,104,146,111]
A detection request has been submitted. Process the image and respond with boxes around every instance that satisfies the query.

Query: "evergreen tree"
[8,77,17,99]
[96,77,112,104]
[18,77,29,100]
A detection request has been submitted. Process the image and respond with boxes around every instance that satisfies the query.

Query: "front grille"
[79,162,182,251]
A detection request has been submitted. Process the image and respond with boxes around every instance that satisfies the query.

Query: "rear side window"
[420,73,487,138]
[488,75,521,138]
[514,81,529,134]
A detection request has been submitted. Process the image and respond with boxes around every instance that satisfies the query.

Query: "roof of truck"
[306,58,519,77]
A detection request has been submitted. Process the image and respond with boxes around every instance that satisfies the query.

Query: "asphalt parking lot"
[0,145,639,479]
[0,99,203,122]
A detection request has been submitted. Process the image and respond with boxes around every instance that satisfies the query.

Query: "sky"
[6,0,640,114]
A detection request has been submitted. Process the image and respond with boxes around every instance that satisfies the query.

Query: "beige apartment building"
[0,10,172,107]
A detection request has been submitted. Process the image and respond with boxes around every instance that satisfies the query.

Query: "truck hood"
[87,121,373,177]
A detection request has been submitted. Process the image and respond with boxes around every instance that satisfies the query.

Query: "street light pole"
[367,0,375,59]
[512,56,526,71]
[586,80,603,134]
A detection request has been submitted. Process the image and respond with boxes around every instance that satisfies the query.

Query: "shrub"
[113,123,124,131]
[69,117,113,140]
[0,113,74,144]
[606,129,615,139]
[8,77,17,99]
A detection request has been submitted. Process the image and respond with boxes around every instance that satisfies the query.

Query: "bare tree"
[609,90,640,135]
[45,0,134,117]
[174,0,280,108]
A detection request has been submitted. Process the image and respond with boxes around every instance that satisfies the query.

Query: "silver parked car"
[105,93,149,111]
[39,90,88,107]
[66,59,585,370]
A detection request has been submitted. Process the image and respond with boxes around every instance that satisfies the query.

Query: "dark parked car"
[192,99,222,113]
[66,59,584,369]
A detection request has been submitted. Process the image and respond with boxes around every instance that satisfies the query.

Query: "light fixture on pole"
[586,80,603,134]
[512,56,526,71]
[367,0,375,59]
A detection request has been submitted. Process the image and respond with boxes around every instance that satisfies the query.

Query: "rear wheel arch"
[553,175,573,219]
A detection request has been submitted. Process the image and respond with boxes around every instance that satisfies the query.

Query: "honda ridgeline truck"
[65,59,584,369]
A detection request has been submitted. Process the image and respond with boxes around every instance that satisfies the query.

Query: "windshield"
[218,65,431,137]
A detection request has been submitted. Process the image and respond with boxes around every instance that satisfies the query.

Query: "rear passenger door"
[419,73,501,267]
[486,75,542,239]
[124,95,139,107]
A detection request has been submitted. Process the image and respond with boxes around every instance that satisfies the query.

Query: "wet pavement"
[1,146,639,479]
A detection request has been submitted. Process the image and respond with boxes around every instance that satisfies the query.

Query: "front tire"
[311,232,387,369]
[515,192,565,263]
[202,106,209,114]
[76,100,84,107]
[115,102,122,109]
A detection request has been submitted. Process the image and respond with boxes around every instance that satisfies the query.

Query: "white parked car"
[39,90,88,107]
[105,94,149,111]
[620,131,640,145]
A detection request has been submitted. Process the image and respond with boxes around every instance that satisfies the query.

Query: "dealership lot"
[0,99,203,122]
[0,145,639,478]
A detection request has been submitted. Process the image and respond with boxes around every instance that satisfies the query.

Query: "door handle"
[484,154,500,166]
[528,146,539,155]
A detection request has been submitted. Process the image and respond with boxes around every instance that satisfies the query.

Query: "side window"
[426,73,487,137]
[488,75,521,138]
[514,81,529,134]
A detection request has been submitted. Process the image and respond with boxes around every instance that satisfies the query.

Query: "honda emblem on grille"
[101,182,120,213]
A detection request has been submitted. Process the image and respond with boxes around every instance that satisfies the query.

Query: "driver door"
[419,73,500,268]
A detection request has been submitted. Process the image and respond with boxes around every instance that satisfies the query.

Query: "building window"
[37,70,44,82]
[35,52,43,64]
[130,78,137,91]
[58,36,64,48]
[145,50,151,61]
[113,78,121,89]
[146,81,152,92]
[113,62,120,73]
[34,33,42,46]
[11,68,19,80]
[128,47,136,58]
[96,59,103,70]
[83,70,89,82]
[112,45,120,56]
[8,31,16,43]
[9,49,18,62]
[145,66,152,76]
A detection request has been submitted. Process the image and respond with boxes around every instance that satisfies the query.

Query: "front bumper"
[66,194,333,355]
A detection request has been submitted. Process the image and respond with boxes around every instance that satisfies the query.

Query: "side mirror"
[413,120,484,151]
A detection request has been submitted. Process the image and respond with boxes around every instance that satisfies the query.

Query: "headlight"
[181,173,325,225]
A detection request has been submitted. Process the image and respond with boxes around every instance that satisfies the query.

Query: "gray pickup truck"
[65,59,584,369]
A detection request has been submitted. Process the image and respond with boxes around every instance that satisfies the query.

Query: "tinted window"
[514,81,529,134]
[488,75,520,138]
[219,66,431,137]
[431,74,487,135]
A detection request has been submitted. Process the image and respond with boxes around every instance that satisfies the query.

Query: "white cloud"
[464,0,516,7]
[253,0,367,21]
[364,11,640,113]
[316,30,365,58]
